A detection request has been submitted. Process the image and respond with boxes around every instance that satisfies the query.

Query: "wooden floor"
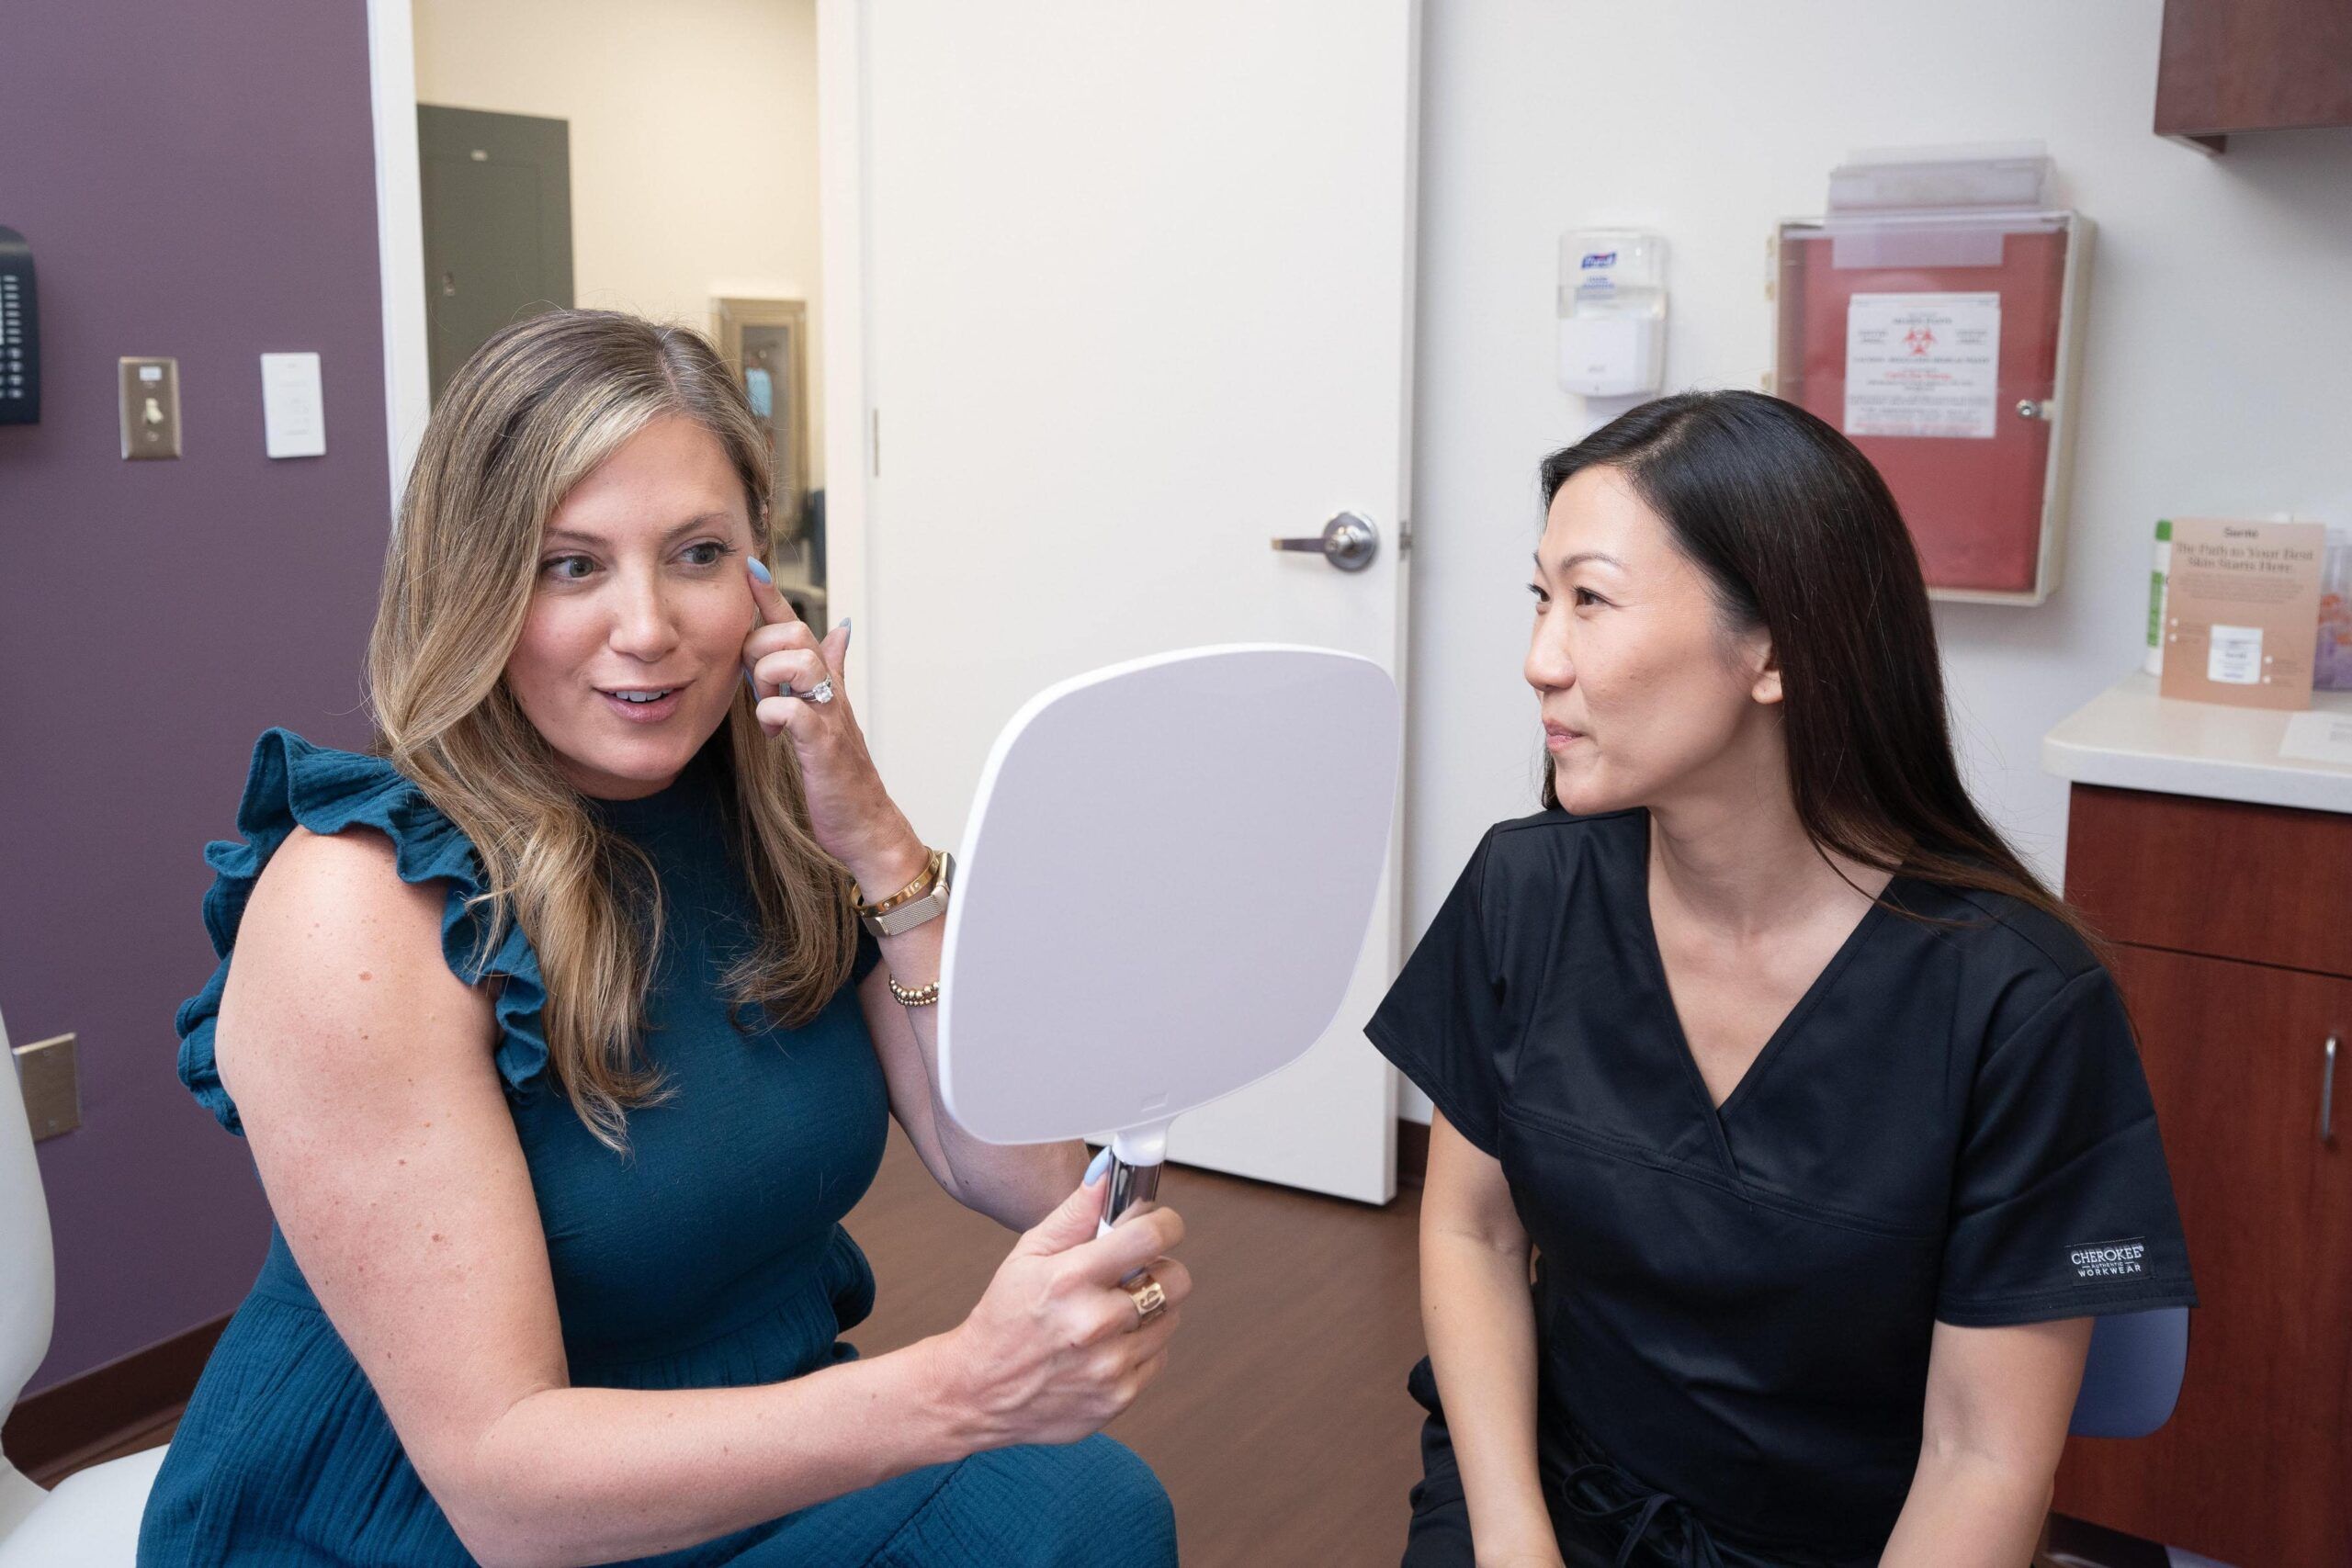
[845,1131,1430,1567]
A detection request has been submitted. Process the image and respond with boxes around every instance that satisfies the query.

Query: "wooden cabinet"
[2053,784,2351,1567]
[2156,0,2352,150]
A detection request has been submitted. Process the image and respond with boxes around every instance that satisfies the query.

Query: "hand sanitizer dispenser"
[1558,231,1667,398]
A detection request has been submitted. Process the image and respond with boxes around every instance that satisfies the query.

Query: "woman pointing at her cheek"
[141,310,1186,1568]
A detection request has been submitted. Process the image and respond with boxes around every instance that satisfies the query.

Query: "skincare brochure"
[2158,518,2325,711]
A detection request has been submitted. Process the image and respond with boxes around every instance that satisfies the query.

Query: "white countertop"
[2042,671,2352,815]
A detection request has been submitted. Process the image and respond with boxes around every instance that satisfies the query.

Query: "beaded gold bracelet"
[888,975,941,1008]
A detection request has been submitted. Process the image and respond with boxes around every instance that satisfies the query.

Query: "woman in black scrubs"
[1369,391,2194,1568]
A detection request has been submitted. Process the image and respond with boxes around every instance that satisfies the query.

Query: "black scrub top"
[1368,807,2196,1563]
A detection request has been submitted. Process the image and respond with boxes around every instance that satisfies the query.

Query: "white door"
[847,0,1418,1204]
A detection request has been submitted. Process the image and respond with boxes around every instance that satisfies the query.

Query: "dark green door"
[417,105,573,402]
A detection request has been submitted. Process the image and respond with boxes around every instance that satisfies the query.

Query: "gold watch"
[855,849,955,938]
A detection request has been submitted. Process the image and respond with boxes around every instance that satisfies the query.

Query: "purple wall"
[1,2,390,1393]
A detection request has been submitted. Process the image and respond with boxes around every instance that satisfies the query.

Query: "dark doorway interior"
[417,104,573,403]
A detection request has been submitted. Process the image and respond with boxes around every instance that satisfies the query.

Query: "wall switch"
[13,1032,80,1141]
[119,356,181,459]
[260,351,325,458]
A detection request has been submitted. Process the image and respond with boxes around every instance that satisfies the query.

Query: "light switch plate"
[14,1032,80,1141]
[119,356,181,458]
[260,351,325,457]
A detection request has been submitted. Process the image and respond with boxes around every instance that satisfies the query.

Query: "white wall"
[1401,0,2352,1122]
[413,0,826,475]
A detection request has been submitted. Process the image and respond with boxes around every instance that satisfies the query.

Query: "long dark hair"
[1538,389,2089,942]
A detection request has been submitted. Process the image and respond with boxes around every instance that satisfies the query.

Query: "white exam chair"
[0,1007,165,1567]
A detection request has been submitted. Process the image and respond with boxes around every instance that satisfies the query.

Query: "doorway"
[415,105,572,403]
[380,0,831,613]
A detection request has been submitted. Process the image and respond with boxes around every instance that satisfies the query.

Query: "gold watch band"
[855,849,944,918]
[858,849,956,939]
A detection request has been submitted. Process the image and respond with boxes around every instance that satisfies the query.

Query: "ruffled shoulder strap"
[175,728,551,1133]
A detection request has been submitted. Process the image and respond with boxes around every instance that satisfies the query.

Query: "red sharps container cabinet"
[1772,210,2092,605]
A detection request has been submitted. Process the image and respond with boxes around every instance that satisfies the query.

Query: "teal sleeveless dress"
[138,730,1176,1567]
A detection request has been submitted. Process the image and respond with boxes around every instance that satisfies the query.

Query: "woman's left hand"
[743,559,926,893]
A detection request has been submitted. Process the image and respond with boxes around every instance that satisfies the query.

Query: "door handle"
[2323,1034,2339,1145]
[1271,512,1379,572]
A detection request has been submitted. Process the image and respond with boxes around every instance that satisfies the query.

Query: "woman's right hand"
[927,1167,1191,1450]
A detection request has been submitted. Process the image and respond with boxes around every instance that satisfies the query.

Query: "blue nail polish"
[747,557,773,585]
[1084,1146,1112,1186]
[840,616,854,649]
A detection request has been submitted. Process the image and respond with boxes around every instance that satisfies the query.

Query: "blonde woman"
[139,310,1186,1567]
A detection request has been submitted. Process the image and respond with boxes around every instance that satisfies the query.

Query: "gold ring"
[1124,1270,1168,1328]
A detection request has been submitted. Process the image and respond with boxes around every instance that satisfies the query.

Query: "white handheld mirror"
[939,645,1401,1237]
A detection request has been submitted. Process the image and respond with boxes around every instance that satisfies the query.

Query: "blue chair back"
[2069,1306,2189,1438]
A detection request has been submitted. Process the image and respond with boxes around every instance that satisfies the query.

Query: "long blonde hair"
[368,309,859,1149]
